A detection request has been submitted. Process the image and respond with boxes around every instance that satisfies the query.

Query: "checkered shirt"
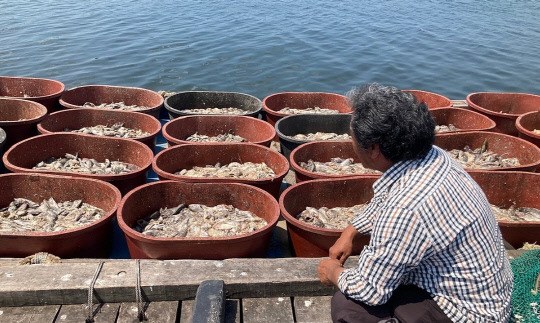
[337,146,513,323]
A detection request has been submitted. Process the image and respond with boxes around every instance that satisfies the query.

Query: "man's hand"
[329,224,359,265]
[318,258,345,287]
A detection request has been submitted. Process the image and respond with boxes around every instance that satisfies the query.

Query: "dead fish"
[83,101,148,111]
[491,204,540,222]
[290,132,352,141]
[0,197,104,233]
[299,158,380,175]
[175,161,275,180]
[435,124,460,133]
[182,107,247,115]
[186,131,247,143]
[66,122,150,139]
[447,144,520,169]
[135,203,267,238]
[277,106,339,115]
[296,204,368,230]
[33,153,138,175]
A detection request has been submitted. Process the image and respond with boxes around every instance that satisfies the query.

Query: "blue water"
[2,0,540,99]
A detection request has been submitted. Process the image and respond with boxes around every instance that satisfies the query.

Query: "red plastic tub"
[3,133,153,195]
[162,115,275,147]
[431,107,496,133]
[290,141,381,183]
[0,173,121,258]
[0,76,65,112]
[59,85,163,119]
[280,177,377,257]
[434,131,540,172]
[37,108,161,150]
[466,92,540,136]
[468,171,540,248]
[403,90,452,109]
[262,92,351,128]
[0,98,48,150]
[117,181,280,259]
[153,143,289,198]
[516,111,540,148]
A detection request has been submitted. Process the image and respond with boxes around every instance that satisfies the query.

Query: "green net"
[510,250,540,323]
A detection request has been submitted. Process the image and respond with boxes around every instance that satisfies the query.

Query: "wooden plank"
[242,297,294,323]
[55,303,119,322]
[180,299,240,323]
[450,99,468,108]
[192,280,225,323]
[294,296,333,323]
[0,305,60,323]
[179,300,194,323]
[117,301,178,323]
[224,299,240,323]
[0,257,348,306]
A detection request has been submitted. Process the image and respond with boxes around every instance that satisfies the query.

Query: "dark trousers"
[331,285,453,323]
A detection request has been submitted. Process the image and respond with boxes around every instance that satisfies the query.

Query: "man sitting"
[318,84,513,323]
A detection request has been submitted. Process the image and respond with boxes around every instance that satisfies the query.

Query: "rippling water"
[1,0,540,99]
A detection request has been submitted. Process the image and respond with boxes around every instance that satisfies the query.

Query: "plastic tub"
[59,85,163,119]
[0,76,65,112]
[431,107,496,133]
[434,131,540,172]
[164,91,262,119]
[468,171,540,248]
[0,98,48,150]
[153,143,289,198]
[262,92,351,128]
[403,90,452,109]
[0,173,121,258]
[290,140,381,183]
[162,115,275,147]
[466,92,540,136]
[3,133,153,195]
[516,111,540,148]
[37,108,161,151]
[279,177,377,257]
[118,181,280,259]
[0,127,5,170]
[275,114,352,161]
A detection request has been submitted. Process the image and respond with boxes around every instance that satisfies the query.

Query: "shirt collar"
[372,146,440,195]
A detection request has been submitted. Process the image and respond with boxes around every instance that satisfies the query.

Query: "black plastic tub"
[275,114,352,161]
[164,91,262,119]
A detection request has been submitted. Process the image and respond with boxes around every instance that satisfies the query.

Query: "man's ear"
[369,144,381,160]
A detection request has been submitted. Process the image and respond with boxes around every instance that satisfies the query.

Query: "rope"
[85,261,104,323]
[136,259,146,321]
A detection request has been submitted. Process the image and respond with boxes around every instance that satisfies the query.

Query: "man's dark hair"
[348,83,435,163]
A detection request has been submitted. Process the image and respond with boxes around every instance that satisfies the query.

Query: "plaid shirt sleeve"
[338,205,431,305]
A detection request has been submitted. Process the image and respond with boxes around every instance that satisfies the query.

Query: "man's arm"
[338,207,431,306]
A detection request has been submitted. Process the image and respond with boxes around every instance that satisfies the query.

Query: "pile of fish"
[67,122,150,138]
[447,141,520,169]
[33,153,138,175]
[176,162,275,180]
[0,197,104,233]
[435,124,460,133]
[185,132,247,143]
[491,204,540,222]
[134,203,267,238]
[299,158,380,175]
[290,132,352,141]
[182,107,246,115]
[296,204,368,230]
[82,102,148,111]
[277,106,338,115]
[157,90,177,98]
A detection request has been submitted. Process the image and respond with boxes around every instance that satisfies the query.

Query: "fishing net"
[510,249,540,322]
